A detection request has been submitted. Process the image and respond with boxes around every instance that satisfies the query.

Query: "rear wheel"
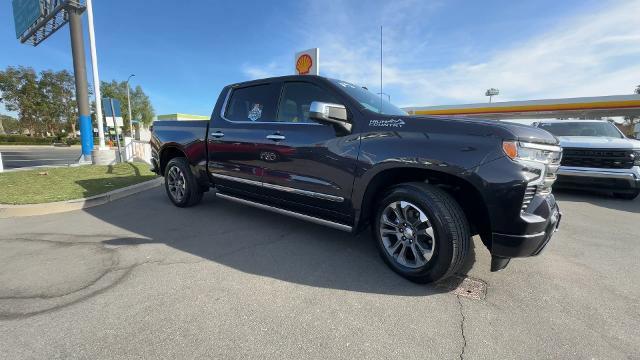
[164,157,203,207]
[613,190,639,200]
[373,182,471,283]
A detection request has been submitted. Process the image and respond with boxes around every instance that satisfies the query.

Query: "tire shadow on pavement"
[90,190,477,298]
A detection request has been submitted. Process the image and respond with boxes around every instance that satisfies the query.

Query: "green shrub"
[0,135,54,145]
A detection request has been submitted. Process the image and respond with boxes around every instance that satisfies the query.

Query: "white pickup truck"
[534,120,640,200]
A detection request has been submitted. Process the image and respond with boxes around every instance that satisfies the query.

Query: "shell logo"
[296,54,313,75]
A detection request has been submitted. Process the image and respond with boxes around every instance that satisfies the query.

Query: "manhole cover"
[436,275,487,300]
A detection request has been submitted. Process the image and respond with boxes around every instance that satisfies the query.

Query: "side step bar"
[215,192,353,232]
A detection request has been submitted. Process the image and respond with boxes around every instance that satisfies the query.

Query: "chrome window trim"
[211,173,344,202]
[219,87,322,126]
[216,193,352,232]
[519,142,562,152]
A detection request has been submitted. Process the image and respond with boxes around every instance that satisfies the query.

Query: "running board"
[215,192,352,232]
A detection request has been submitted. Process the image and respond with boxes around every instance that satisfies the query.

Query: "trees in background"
[99,80,155,134]
[0,65,155,138]
[0,66,77,137]
[0,115,19,134]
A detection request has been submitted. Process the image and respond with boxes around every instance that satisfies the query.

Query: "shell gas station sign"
[295,48,319,75]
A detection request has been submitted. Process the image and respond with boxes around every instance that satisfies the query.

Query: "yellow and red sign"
[294,48,319,75]
[296,54,313,75]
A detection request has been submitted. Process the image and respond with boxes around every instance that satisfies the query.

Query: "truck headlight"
[633,150,640,166]
[503,141,563,198]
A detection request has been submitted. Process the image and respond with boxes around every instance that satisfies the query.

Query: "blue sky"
[2,0,639,116]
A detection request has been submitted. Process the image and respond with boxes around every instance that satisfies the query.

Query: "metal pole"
[68,7,92,162]
[380,26,383,113]
[110,99,122,163]
[86,0,106,150]
[126,74,134,137]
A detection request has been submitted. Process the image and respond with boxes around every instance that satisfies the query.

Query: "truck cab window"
[276,82,341,123]
[224,83,280,122]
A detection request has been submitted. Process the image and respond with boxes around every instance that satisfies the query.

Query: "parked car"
[151,75,562,283]
[534,120,640,200]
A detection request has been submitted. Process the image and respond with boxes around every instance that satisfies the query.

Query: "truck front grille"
[561,148,635,169]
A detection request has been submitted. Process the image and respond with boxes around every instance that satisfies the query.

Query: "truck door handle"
[210,131,225,138]
[266,134,285,141]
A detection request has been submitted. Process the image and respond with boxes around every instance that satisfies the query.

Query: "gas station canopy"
[404,95,640,120]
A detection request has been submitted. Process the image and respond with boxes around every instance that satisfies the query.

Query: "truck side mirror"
[309,101,351,132]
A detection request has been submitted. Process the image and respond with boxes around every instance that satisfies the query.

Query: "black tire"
[372,182,471,283]
[613,190,639,200]
[164,157,203,207]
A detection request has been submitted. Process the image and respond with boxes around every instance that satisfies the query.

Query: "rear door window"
[224,83,280,122]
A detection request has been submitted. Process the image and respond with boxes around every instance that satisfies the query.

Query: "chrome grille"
[522,185,537,211]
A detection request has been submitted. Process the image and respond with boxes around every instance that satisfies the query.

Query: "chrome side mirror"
[309,101,351,132]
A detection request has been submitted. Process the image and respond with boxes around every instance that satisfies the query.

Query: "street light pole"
[86,0,106,150]
[377,92,391,102]
[126,74,135,138]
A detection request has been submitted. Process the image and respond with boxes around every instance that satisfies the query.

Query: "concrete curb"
[0,177,163,219]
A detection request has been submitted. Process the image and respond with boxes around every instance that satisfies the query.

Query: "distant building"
[157,113,209,121]
[634,122,640,139]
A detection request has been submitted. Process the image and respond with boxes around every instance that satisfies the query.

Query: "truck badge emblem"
[369,119,405,128]
[248,104,263,121]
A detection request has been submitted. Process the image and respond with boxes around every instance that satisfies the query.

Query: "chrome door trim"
[211,173,344,202]
[216,193,352,232]
[262,182,344,202]
[210,173,262,186]
[266,134,286,141]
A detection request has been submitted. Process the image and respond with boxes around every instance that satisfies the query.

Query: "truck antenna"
[380,25,383,113]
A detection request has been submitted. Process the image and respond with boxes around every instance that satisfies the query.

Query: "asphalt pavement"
[0,145,82,170]
[0,188,638,359]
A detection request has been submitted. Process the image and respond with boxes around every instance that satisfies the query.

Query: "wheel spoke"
[414,241,433,262]
[388,239,402,254]
[410,243,426,266]
[395,244,408,266]
[381,213,399,229]
[391,202,404,222]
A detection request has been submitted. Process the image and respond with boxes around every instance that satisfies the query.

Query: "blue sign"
[12,0,43,38]
[102,98,122,117]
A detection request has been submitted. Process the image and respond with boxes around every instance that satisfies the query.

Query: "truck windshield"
[329,79,407,116]
[539,122,624,138]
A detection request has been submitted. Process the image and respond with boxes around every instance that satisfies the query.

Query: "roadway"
[0,145,82,170]
[0,188,638,359]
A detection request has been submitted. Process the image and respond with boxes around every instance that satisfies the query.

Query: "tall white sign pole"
[86,0,106,150]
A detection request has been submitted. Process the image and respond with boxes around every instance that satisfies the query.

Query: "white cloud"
[243,0,640,107]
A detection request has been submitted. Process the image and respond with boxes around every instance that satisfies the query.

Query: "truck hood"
[556,136,640,149]
[407,116,558,145]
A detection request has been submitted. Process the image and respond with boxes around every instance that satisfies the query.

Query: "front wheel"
[164,157,203,207]
[373,182,471,283]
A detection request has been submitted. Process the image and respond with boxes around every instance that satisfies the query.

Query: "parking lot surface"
[0,145,81,170]
[0,188,638,359]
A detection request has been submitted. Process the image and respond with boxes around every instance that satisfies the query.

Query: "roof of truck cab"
[230,75,327,87]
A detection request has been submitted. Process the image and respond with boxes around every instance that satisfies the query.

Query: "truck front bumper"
[490,193,561,270]
[555,166,640,193]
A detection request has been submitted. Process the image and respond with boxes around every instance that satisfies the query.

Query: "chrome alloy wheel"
[379,201,436,268]
[167,166,187,202]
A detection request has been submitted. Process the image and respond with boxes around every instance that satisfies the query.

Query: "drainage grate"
[436,275,487,300]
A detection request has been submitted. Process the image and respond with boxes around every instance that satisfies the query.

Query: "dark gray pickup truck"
[151,75,562,283]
